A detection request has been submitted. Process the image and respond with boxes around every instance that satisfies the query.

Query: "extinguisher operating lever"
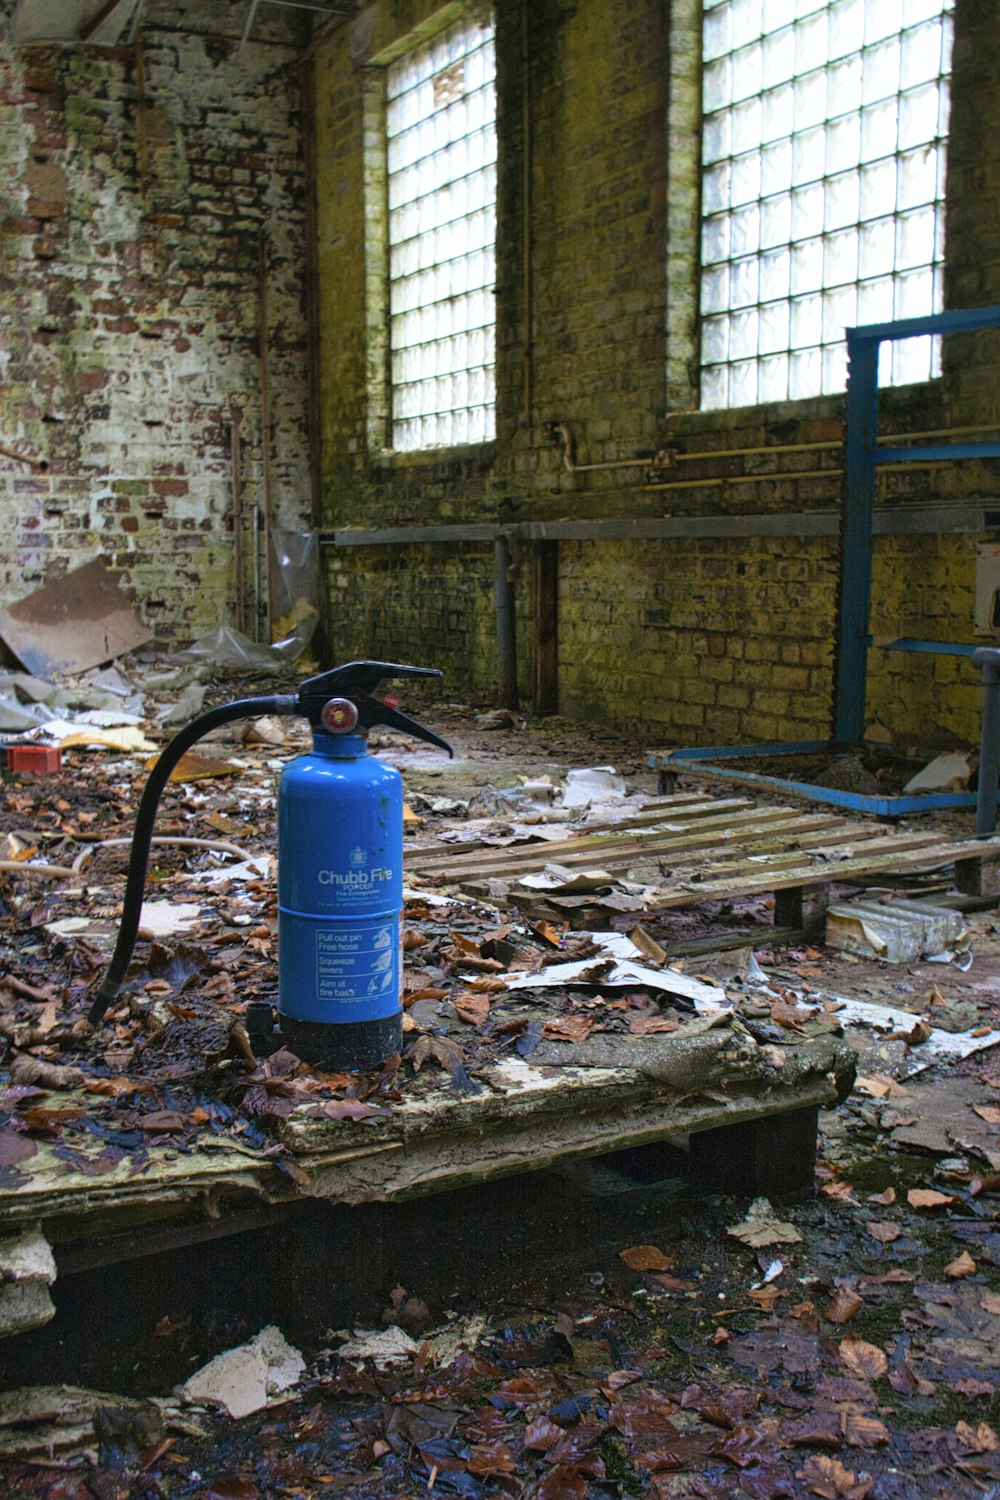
[295,660,453,754]
[88,660,451,1027]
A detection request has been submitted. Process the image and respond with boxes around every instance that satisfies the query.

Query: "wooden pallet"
[408,794,1000,928]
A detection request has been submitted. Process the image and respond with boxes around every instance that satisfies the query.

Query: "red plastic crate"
[4,744,62,774]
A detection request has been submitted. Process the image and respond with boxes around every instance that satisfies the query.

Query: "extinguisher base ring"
[278,1010,403,1072]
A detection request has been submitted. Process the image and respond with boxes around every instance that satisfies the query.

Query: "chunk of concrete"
[826,898,965,963]
[178,1325,305,1418]
[902,751,972,794]
[0,1228,57,1337]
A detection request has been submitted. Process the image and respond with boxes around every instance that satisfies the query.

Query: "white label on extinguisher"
[315,923,396,1002]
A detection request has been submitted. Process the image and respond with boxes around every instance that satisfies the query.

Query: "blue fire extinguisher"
[88,661,452,1070]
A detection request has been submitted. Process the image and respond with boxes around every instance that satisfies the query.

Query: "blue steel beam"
[834,303,1000,747]
[834,329,879,745]
[875,441,1000,464]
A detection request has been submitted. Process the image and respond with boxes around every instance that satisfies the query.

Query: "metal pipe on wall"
[230,405,245,634]
[257,238,274,644]
[495,533,519,710]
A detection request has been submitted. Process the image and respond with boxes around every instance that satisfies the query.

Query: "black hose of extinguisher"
[87,694,297,1025]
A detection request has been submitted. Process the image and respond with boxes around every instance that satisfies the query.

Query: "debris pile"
[0,649,999,1497]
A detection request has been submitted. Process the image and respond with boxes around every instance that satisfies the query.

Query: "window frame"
[363,0,497,461]
[693,0,954,413]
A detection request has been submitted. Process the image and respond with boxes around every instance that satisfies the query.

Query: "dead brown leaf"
[454,993,491,1027]
[973,1104,1000,1124]
[522,1415,564,1452]
[619,1244,675,1272]
[855,1073,910,1099]
[837,1338,888,1381]
[138,1110,187,1133]
[944,1250,977,1278]
[627,1015,679,1035]
[9,1055,85,1089]
[796,1454,873,1498]
[840,1410,890,1448]
[981,1292,1000,1316]
[907,1188,956,1209]
[864,1221,901,1244]
[542,1015,595,1043]
[821,1180,856,1202]
[0,1125,37,1166]
[826,1285,864,1324]
[955,1420,1000,1452]
[747,1285,786,1311]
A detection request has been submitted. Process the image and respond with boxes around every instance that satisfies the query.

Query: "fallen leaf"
[453,993,491,1027]
[840,1410,890,1448]
[727,1202,803,1249]
[837,1338,888,1381]
[0,1126,37,1166]
[619,1244,675,1272]
[306,1098,382,1122]
[954,1377,994,1397]
[467,1440,518,1476]
[796,1454,872,1498]
[907,1188,956,1209]
[138,1110,187,1133]
[821,1180,856,1202]
[855,1073,909,1099]
[204,1478,259,1500]
[826,1285,864,1324]
[523,1414,564,1452]
[866,1187,896,1206]
[85,1076,152,1098]
[944,1250,977,1278]
[864,1221,901,1244]
[747,1285,786,1311]
[955,1420,1000,1452]
[628,1015,679,1035]
[9,1055,84,1089]
[542,1015,595,1042]
[973,1104,1000,1124]
[981,1292,1000,1315]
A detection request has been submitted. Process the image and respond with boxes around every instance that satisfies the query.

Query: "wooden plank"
[667,825,886,876]
[641,834,1000,909]
[451,816,891,885]
[412,807,851,877]
[408,796,763,870]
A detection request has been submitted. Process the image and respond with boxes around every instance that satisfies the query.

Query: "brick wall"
[316,0,1000,748]
[0,0,313,648]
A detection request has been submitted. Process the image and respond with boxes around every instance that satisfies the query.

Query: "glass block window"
[385,11,496,452]
[700,0,954,410]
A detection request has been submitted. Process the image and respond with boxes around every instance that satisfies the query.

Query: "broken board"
[0,1014,855,1306]
[0,558,152,676]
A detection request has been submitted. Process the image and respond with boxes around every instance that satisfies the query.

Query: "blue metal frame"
[835,302,1000,743]
[648,742,980,817]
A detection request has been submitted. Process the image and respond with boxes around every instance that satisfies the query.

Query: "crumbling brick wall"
[316,0,1000,750]
[0,0,313,649]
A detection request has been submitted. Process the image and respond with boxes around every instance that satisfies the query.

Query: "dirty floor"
[1,658,1000,1499]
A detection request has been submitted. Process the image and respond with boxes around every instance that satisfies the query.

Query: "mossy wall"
[315,0,1000,748]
